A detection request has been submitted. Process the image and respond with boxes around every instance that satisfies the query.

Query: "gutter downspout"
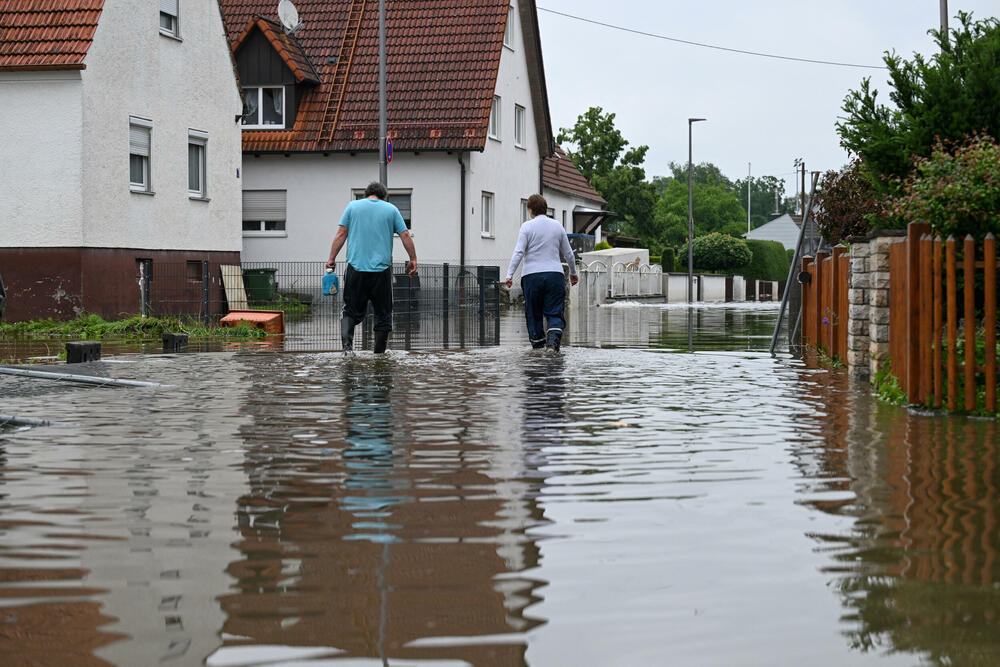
[458,152,466,267]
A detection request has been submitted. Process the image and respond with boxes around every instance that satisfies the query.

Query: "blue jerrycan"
[323,268,339,296]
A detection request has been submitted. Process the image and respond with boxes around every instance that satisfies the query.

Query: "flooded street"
[2,304,998,666]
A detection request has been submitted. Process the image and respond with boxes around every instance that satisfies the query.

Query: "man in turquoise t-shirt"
[326,182,417,353]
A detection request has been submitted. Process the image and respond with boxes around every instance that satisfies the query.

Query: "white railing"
[578,261,663,304]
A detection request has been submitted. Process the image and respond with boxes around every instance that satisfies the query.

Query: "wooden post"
[964,235,976,411]
[815,250,829,353]
[985,234,996,414]
[906,222,930,404]
[919,234,933,405]
[933,236,943,408]
[946,236,958,410]
[801,256,813,346]
[830,245,845,360]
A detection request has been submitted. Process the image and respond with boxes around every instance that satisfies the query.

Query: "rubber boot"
[373,330,389,354]
[341,317,356,354]
[545,329,562,353]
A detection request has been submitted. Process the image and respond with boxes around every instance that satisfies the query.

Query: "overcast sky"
[536,0,996,200]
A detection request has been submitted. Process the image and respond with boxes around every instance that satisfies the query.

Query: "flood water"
[2,303,999,666]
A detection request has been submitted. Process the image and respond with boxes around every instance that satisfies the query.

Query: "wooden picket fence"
[890,222,998,413]
[800,245,849,362]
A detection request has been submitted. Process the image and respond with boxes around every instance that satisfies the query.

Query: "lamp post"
[378,0,387,186]
[687,118,706,304]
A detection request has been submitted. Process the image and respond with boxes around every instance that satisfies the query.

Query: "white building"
[0,0,243,321]
[744,213,803,251]
[221,0,606,271]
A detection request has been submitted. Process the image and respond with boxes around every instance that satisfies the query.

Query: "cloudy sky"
[536,0,996,199]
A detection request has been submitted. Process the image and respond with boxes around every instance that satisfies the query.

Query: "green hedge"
[742,240,791,281]
[678,233,752,272]
[661,247,675,272]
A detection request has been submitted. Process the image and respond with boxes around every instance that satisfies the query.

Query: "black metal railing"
[139,261,501,351]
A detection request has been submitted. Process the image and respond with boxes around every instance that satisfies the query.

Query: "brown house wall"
[0,247,240,322]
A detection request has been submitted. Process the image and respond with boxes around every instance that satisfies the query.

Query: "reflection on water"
[0,305,997,665]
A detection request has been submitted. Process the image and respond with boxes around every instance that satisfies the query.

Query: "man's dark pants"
[521,271,565,349]
[342,266,393,351]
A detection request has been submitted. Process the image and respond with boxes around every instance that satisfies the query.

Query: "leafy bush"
[885,133,1000,240]
[742,240,791,281]
[661,247,675,272]
[678,233,752,272]
[594,241,612,250]
[0,314,265,340]
[814,159,884,242]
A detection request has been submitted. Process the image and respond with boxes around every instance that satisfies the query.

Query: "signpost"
[386,136,393,164]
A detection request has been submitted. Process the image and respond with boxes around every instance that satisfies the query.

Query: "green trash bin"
[242,268,277,305]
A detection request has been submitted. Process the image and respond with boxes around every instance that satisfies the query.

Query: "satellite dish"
[277,0,302,34]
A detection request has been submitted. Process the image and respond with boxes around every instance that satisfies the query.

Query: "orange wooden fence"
[801,245,849,362]
[890,223,998,412]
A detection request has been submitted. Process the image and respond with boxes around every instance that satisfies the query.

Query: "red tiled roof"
[0,0,104,71]
[220,0,514,153]
[233,16,319,84]
[543,145,606,205]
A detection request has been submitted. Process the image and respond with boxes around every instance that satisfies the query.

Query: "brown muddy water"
[1,303,998,666]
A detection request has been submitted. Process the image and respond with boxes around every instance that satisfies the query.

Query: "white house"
[744,213,803,251]
[0,0,243,321]
[541,144,613,244]
[221,0,608,273]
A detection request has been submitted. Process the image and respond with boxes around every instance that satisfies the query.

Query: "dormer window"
[242,87,285,129]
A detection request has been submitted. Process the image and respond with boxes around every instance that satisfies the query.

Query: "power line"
[537,6,888,70]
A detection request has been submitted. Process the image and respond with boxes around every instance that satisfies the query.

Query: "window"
[489,95,501,140]
[546,208,555,218]
[514,104,526,147]
[503,5,514,49]
[159,0,178,37]
[354,189,412,230]
[188,130,207,198]
[520,198,528,222]
[562,209,567,229]
[129,116,152,193]
[242,190,287,235]
[481,192,494,237]
[242,87,285,129]
[186,261,202,282]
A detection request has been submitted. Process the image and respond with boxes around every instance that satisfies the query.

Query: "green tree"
[557,107,658,234]
[837,12,1000,191]
[814,159,883,243]
[731,174,790,229]
[651,173,747,246]
[678,233,752,273]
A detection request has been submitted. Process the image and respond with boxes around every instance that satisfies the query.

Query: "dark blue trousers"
[521,271,565,349]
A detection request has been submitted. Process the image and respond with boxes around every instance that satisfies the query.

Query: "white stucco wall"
[81,0,243,251]
[0,71,84,246]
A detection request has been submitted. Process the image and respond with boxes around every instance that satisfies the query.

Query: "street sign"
[386,136,393,164]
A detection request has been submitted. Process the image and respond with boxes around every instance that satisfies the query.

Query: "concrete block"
[851,273,870,290]
[872,272,892,290]
[871,308,891,325]
[850,242,870,259]
[848,319,868,336]
[871,325,890,344]
[66,341,101,364]
[848,288,867,305]
[163,333,189,352]
[873,237,899,256]
[851,258,867,275]
[871,289,890,307]
[869,251,891,271]
[848,349,870,368]
[849,304,869,320]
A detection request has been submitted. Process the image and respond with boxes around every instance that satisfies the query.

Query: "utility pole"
[378,0,387,186]
[940,0,949,46]
[687,118,706,304]
[747,162,751,234]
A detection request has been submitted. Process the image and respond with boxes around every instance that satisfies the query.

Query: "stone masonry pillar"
[846,240,870,380]
[867,235,896,380]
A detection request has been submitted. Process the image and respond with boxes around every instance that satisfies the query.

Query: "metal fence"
[139,261,501,351]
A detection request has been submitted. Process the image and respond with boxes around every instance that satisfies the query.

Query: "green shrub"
[886,133,1000,241]
[594,240,612,250]
[678,233,752,272]
[649,255,661,265]
[661,247,675,272]
[742,240,791,281]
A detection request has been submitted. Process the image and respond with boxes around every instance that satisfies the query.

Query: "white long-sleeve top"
[505,215,578,279]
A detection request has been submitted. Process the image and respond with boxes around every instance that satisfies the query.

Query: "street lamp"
[687,118,706,304]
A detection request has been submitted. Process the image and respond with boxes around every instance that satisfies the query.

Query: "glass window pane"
[262,88,283,126]
[130,155,144,185]
[242,88,259,125]
[188,144,201,192]
[264,220,286,231]
[242,220,261,232]
[388,193,411,229]
[159,12,174,32]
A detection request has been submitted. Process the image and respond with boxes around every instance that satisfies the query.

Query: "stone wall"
[845,230,907,381]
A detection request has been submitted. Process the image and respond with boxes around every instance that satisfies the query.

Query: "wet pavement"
[1,304,998,666]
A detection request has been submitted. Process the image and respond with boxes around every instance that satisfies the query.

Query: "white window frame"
[481,192,494,238]
[514,104,526,148]
[520,198,529,223]
[188,129,208,199]
[129,116,153,194]
[242,86,286,129]
[489,95,501,141]
[352,188,413,232]
[503,5,514,49]
[159,0,179,38]
[242,189,287,237]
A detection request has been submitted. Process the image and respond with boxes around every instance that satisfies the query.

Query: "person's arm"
[559,232,579,285]
[505,227,528,288]
[400,230,418,276]
[326,225,349,269]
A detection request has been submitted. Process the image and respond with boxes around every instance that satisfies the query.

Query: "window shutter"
[129,124,150,157]
[160,0,178,16]
[243,190,286,220]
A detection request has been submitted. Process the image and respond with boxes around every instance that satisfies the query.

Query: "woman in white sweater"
[505,194,579,351]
